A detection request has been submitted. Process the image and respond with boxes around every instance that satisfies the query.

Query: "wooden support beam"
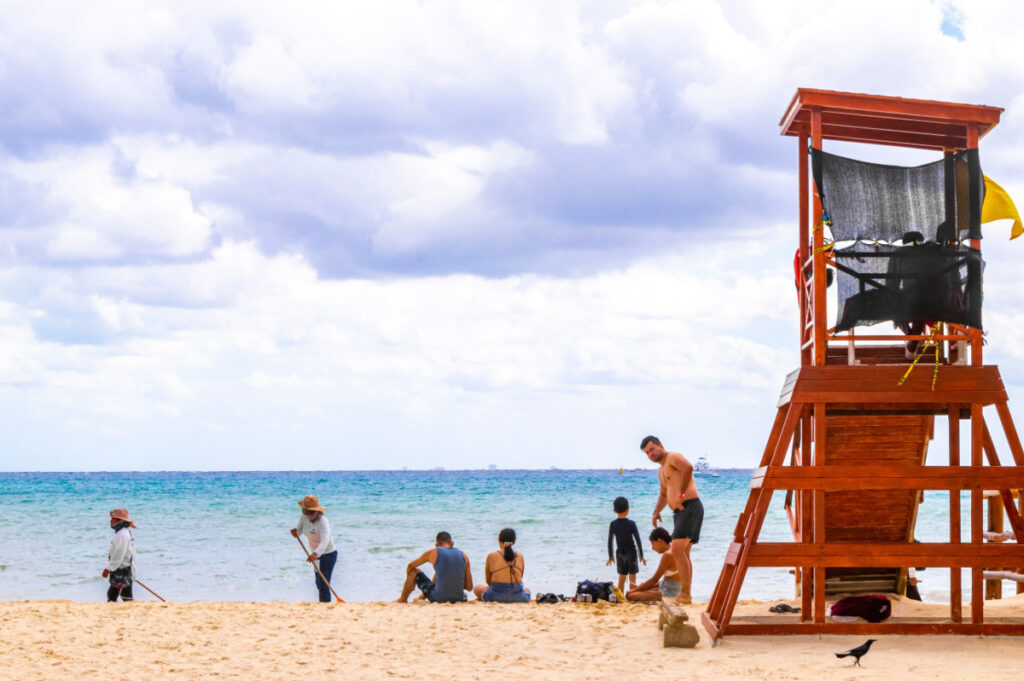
[721,620,1024,637]
[813,111,978,140]
[758,406,790,467]
[801,405,813,621]
[700,612,720,644]
[995,401,1024,466]
[782,365,1007,406]
[813,402,826,624]
[745,542,1024,568]
[714,405,801,639]
[815,127,967,149]
[752,465,1024,491]
[987,495,1005,600]
[949,405,962,623]
[967,125,983,366]
[972,403,984,624]
[799,130,810,366]
[731,511,750,543]
[708,404,794,630]
[705,566,729,627]
[984,570,1024,583]
[811,108,825,366]
[784,430,798,538]
[981,419,1024,542]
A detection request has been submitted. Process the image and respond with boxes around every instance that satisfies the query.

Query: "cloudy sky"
[3,0,1024,471]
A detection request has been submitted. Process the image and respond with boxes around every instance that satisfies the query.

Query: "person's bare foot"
[675,594,692,605]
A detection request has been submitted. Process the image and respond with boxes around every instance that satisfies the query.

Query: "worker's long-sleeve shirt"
[295,515,336,557]
[106,527,138,579]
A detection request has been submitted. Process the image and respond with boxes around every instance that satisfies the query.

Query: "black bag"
[575,579,613,602]
[108,566,133,589]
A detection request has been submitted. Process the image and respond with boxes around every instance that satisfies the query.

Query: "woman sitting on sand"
[473,528,531,603]
[626,527,682,602]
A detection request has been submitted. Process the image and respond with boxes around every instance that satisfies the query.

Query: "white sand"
[2,597,1024,680]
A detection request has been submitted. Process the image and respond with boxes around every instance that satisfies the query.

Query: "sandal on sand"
[768,603,800,614]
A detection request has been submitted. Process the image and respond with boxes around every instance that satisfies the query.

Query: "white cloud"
[4,145,211,261]
[375,141,534,252]
[14,135,538,258]
[212,0,634,144]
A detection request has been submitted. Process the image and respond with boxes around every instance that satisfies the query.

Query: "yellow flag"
[982,175,1024,239]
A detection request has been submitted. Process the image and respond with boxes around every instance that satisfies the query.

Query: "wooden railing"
[798,236,984,367]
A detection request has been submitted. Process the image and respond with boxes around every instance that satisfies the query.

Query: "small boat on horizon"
[693,456,719,477]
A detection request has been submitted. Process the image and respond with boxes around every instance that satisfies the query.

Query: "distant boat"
[693,456,719,477]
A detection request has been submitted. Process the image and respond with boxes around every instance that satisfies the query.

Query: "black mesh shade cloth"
[834,241,983,332]
[812,148,984,243]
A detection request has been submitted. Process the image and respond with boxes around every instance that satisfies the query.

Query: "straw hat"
[298,495,325,513]
[109,508,137,528]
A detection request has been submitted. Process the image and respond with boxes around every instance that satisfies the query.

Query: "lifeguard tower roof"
[779,88,1003,150]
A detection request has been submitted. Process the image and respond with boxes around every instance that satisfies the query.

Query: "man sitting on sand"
[642,435,704,604]
[626,527,682,602]
[397,531,473,603]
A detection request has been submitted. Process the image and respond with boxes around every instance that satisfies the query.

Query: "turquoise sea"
[0,469,972,603]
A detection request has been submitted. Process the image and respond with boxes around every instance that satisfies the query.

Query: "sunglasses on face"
[302,510,318,516]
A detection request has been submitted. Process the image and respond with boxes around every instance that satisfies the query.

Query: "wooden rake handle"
[134,578,166,602]
[295,535,345,603]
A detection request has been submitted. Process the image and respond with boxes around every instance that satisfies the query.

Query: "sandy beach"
[3,597,1024,681]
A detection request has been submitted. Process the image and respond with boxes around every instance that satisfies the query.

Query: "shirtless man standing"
[642,435,704,604]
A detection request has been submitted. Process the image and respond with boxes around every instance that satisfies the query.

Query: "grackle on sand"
[835,639,876,666]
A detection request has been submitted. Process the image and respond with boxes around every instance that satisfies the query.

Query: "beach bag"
[829,595,891,623]
[575,580,613,602]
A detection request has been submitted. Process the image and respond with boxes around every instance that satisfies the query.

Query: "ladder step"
[725,541,742,566]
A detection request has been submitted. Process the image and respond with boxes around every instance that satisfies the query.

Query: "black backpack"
[576,579,613,602]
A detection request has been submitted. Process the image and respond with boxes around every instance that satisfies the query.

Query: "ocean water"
[0,469,977,603]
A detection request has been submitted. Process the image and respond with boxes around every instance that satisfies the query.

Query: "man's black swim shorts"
[671,497,704,544]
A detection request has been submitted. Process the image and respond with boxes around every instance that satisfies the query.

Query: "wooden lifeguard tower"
[702,89,1024,641]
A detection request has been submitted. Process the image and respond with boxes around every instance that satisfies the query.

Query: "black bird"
[835,639,877,666]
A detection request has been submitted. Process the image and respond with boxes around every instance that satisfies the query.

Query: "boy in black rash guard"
[606,496,646,593]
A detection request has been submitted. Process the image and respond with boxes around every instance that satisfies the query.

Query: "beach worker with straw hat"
[290,495,338,602]
[103,509,138,602]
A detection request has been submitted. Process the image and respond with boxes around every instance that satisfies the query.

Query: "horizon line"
[0,466,754,474]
